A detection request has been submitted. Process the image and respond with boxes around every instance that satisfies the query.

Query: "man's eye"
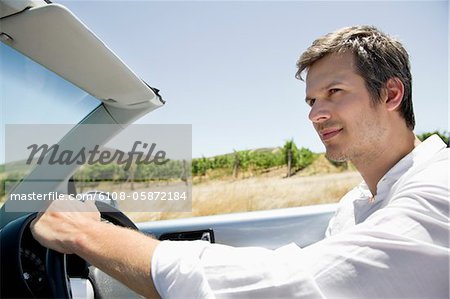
[329,88,340,95]
[306,98,316,107]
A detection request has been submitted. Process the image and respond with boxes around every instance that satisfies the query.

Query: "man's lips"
[319,128,343,141]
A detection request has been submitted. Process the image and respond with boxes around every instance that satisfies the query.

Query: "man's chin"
[325,150,348,162]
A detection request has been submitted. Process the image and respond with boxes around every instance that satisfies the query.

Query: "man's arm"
[30,198,161,298]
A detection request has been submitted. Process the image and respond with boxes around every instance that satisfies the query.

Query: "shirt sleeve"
[152,241,325,298]
[151,151,449,299]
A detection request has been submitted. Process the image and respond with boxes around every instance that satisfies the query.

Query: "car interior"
[0,1,336,298]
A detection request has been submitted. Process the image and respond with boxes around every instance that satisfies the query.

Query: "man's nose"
[308,101,331,123]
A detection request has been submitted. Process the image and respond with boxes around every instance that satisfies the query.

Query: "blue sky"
[43,1,450,157]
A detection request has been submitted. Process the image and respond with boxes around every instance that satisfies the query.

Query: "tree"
[232,150,241,178]
[282,139,298,177]
[416,131,449,144]
[296,147,315,170]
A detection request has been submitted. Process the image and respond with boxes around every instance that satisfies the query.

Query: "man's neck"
[352,131,420,196]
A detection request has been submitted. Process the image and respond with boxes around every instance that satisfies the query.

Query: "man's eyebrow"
[305,80,345,103]
[323,80,345,90]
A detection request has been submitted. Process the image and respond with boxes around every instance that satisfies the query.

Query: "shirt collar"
[378,134,447,184]
[353,134,447,224]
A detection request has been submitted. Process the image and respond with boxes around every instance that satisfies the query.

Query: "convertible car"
[0,1,336,298]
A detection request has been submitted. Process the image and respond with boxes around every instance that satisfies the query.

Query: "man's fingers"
[30,194,102,254]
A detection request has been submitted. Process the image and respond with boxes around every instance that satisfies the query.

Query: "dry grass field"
[126,171,362,223]
[124,155,362,223]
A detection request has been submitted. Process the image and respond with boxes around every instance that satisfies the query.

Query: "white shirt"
[152,135,449,298]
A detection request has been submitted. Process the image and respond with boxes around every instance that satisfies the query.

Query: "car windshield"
[0,43,101,202]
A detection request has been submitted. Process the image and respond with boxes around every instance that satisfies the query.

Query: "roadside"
[125,170,362,223]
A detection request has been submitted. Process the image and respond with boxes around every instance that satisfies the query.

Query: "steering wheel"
[45,201,138,298]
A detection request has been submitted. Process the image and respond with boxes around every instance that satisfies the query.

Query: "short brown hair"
[296,25,415,130]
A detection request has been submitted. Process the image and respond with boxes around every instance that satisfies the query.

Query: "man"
[31,25,449,298]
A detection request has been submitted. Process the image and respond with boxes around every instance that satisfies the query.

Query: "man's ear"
[384,77,404,111]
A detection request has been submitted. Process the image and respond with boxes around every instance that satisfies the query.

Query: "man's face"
[305,52,387,163]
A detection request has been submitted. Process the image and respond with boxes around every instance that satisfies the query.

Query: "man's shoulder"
[394,135,448,186]
[404,145,448,183]
[391,145,449,204]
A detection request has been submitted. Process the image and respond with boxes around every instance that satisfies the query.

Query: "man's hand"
[30,195,161,298]
[30,195,100,254]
